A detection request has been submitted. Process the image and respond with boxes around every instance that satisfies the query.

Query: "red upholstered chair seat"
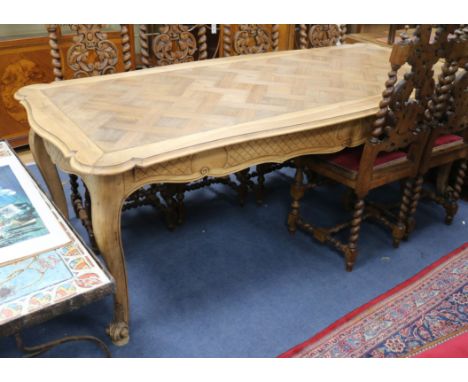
[433,134,463,149]
[320,147,407,172]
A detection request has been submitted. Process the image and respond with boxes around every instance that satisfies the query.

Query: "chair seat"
[433,134,463,151]
[320,147,407,173]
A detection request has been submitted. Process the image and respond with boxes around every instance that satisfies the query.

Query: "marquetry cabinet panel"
[0,25,136,148]
[0,35,54,147]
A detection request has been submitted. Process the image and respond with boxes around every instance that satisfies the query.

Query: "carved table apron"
[16,43,393,346]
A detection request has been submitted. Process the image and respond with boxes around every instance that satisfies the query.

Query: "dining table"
[16,42,394,346]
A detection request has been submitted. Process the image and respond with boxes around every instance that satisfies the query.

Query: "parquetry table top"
[16,43,393,175]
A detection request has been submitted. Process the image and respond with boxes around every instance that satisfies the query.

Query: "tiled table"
[0,141,113,355]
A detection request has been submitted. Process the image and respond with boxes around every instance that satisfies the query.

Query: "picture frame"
[0,142,70,264]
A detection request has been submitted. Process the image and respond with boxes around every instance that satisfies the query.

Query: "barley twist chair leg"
[287,162,305,235]
[346,196,365,272]
[175,185,186,225]
[393,178,414,247]
[160,185,178,231]
[83,185,99,252]
[444,159,467,225]
[69,174,81,217]
[405,175,424,237]
[255,164,267,205]
[235,169,250,206]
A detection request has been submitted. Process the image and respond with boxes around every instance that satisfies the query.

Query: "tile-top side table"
[0,140,113,356]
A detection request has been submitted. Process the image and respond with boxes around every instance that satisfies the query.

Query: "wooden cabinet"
[0,34,54,147]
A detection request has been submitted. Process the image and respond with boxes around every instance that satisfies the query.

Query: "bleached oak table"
[16,43,393,346]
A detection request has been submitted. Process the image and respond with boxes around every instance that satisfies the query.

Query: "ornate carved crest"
[66,24,119,78]
[308,25,340,48]
[234,24,271,55]
[371,25,453,147]
[152,25,197,66]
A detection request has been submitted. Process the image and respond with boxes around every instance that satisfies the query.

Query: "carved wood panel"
[47,24,135,81]
[129,117,370,185]
[220,24,294,57]
[140,24,215,68]
[296,24,346,49]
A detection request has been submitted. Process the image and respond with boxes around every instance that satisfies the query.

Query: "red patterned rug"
[280,243,468,358]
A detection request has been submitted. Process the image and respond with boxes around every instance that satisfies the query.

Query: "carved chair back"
[296,24,346,49]
[222,24,281,56]
[418,25,468,172]
[355,25,451,193]
[139,24,212,68]
[47,24,134,81]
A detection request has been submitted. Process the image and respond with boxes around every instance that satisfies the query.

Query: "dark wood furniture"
[346,25,413,47]
[405,26,468,232]
[287,25,450,271]
[220,24,294,56]
[295,24,346,48]
[139,24,216,67]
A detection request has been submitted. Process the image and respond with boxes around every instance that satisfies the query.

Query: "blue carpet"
[0,165,467,357]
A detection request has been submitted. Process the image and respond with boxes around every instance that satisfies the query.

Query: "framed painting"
[0,142,70,264]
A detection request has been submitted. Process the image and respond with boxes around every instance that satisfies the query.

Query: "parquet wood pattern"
[17,44,393,174]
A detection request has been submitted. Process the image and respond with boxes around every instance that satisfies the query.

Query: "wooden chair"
[404,25,468,233]
[47,24,134,249]
[296,24,346,48]
[139,24,212,67]
[287,25,449,271]
[221,24,282,56]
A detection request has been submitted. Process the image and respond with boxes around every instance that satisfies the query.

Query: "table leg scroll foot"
[106,321,129,346]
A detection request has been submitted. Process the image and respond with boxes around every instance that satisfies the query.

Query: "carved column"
[120,25,132,72]
[223,24,232,57]
[139,24,150,68]
[47,24,64,81]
